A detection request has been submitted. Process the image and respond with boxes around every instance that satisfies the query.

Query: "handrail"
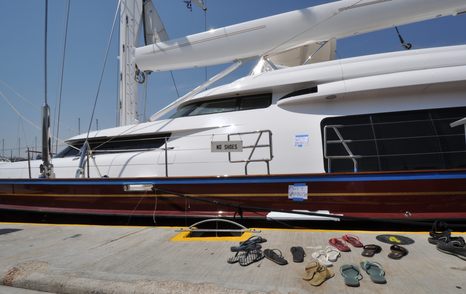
[324,125,358,172]
[227,130,273,175]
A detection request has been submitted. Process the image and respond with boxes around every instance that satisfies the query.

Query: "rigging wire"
[203,0,208,81]
[0,90,41,133]
[0,80,40,111]
[85,0,122,141]
[169,71,181,98]
[54,0,71,154]
[44,0,48,107]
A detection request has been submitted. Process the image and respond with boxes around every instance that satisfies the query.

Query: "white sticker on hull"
[294,134,309,147]
[288,183,308,202]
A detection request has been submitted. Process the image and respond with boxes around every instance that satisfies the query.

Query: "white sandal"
[311,250,333,267]
[325,246,341,262]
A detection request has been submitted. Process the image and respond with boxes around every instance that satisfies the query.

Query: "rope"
[169,71,180,98]
[85,0,122,140]
[152,187,466,230]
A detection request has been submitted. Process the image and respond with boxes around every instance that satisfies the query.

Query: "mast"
[40,0,54,178]
[118,0,143,126]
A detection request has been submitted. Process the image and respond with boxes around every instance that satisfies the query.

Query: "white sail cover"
[135,0,466,72]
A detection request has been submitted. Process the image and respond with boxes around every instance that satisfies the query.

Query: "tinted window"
[321,106,466,172]
[171,94,271,118]
[189,99,238,116]
[60,133,171,156]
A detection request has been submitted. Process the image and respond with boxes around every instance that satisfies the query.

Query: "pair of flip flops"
[228,249,264,266]
[388,244,408,259]
[340,261,386,287]
[361,244,382,257]
[311,246,340,266]
[264,246,305,265]
[228,235,267,266]
[303,261,335,287]
[329,234,364,252]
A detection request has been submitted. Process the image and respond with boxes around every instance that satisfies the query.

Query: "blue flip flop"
[340,264,363,287]
[360,261,386,284]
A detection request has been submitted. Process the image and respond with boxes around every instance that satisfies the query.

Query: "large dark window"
[171,94,271,118]
[321,107,466,172]
[56,133,171,158]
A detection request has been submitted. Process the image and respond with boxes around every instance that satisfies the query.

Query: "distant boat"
[0,0,465,222]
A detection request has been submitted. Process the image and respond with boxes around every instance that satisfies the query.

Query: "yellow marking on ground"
[0,221,174,230]
[170,231,252,242]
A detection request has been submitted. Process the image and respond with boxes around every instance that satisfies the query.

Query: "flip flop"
[239,249,264,266]
[342,234,364,248]
[290,246,305,263]
[240,235,267,245]
[264,249,288,265]
[388,245,408,259]
[230,242,262,252]
[303,261,320,281]
[361,244,382,257]
[324,246,341,262]
[360,261,387,284]
[227,251,242,264]
[329,238,351,252]
[311,250,333,267]
[429,220,450,244]
[308,264,334,286]
[340,264,363,287]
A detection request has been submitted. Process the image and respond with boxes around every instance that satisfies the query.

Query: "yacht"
[0,0,465,222]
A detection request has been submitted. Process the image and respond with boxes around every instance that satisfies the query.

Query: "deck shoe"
[436,237,466,260]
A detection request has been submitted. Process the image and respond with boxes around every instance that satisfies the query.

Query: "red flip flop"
[342,234,364,248]
[329,238,351,252]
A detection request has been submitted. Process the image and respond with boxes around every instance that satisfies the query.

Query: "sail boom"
[135,0,466,72]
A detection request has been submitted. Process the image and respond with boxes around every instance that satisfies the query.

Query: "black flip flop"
[264,249,288,265]
[388,245,408,259]
[361,244,382,257]
[290,246,305,263]
[239,249,265,266]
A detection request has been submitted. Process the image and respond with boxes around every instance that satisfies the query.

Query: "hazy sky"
[1,0,466,158]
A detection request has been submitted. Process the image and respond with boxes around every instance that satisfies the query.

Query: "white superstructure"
[1,0,465,179]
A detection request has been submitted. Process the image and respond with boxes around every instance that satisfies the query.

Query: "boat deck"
[0,222,464,293]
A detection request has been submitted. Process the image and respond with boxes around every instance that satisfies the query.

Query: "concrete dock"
[0,222,464,293]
